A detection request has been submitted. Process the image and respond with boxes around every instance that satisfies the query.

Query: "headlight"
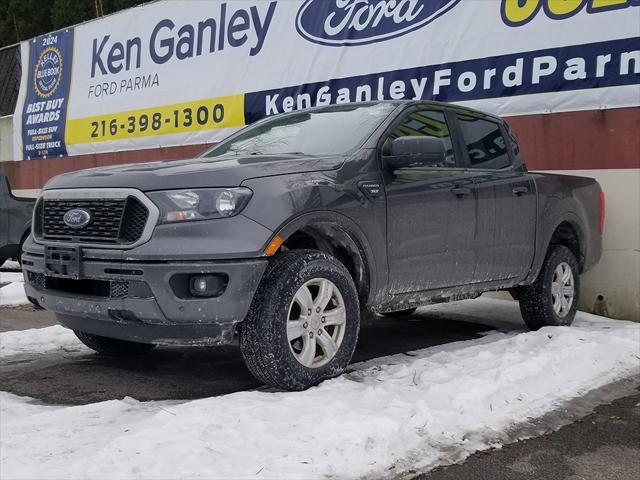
[148,188,252,223]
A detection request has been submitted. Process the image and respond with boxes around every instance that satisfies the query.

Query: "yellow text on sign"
[66,93,245,145]
[501,0,635,26]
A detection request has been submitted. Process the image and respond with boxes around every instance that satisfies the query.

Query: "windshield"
[202,103,397,158]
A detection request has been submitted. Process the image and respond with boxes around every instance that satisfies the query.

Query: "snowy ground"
[0,261,28,307]
[1,299,639,479]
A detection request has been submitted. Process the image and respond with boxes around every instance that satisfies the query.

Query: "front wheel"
[239,250,360,391]
[518,245,580,330]
[74,331,156,356]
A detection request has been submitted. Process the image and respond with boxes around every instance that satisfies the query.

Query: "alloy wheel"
[551,262,575,318]
[287,278,347,368]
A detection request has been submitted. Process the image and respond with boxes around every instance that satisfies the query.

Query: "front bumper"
[21,240,268,345]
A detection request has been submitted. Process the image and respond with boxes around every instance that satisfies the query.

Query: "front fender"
[274,210,381,302]
[242,168,388,305]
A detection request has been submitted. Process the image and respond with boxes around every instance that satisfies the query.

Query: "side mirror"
[385,136,446,170]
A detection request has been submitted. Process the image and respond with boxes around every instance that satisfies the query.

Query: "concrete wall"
[0,115,13,162]
[558,169,639,321]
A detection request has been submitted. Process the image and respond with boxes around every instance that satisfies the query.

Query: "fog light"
[190,276,210,297]
[192,277,208,294]
[188,275,227,298]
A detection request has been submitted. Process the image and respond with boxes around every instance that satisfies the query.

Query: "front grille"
[121,198,149,243]
[43,199,125,242]
[41,197,149,245]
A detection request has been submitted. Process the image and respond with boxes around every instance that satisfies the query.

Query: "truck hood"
[44,154,344,191]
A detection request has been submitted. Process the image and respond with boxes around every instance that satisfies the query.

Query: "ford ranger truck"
[22,101,604,390]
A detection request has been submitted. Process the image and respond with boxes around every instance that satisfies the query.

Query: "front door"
[383,108,477,294]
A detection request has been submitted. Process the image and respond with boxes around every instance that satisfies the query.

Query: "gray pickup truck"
[22,101,604,390]
[1,174,34,267]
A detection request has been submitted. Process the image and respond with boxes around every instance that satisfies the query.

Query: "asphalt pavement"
[0,306,491,404]
[419,385,640,480]
[0,305,57,331]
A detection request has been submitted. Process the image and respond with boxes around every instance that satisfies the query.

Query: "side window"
[387,109,456,168]
[455,114,511,169]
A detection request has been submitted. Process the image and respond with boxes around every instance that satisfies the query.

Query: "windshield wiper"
[247,151,307,156]
[219,150,308,157]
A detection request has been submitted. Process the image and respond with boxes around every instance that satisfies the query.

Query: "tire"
[380,308,417,318]
[518,245,580,330]
[74,331,156,356]
[238,250,360,391]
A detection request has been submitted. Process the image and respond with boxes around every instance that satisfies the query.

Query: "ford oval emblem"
[296,0,462,46]
[63,208,92,229]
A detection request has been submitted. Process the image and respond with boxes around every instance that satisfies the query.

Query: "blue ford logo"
[63,208,91,229]
[296,0,462,46]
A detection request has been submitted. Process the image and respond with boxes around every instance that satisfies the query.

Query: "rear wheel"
[74,331,156,356]
[518,245,580,330]
[380,308,417,318]
[239,250,360,391]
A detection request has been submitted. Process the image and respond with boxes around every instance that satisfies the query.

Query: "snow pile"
[0,269,28,307]
[1,260,21,270]
[1,303,639,479]
[0,326,86,357]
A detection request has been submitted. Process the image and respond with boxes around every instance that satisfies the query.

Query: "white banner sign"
[13,0,640,160]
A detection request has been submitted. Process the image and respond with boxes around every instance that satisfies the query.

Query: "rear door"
[453,112,536,282]
[383,107,477,293]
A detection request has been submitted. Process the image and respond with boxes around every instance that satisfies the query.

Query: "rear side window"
[455,115,511,169]
[388,109,456,168]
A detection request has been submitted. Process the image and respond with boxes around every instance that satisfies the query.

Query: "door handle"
[512,186,530,196]
[451,187,471,197]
